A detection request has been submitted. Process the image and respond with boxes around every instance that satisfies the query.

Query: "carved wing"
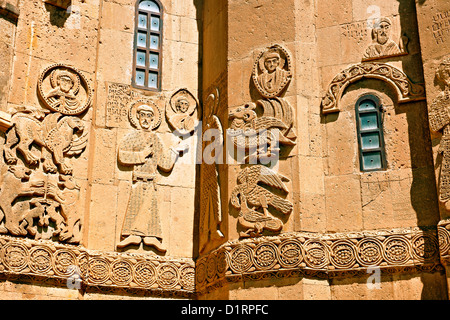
[41,112,61,139]
[257,165,289,193]
[65,129,89,156]
[255,116,288,131]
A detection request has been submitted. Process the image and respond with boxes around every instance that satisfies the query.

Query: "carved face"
[176,98,190,113]
[137,109,154,130]
[264,55,280,73]
[58,75,75,93]
[439,64,450,87]
[375,21,391,45]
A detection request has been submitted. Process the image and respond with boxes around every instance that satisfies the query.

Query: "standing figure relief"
[117,100,188,253]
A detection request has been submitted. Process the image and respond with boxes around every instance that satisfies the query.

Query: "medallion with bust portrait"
[166,88,200,135]
[38,64,93,115]
[252,45,292,99]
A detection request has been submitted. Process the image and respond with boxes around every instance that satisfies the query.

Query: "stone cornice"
[0,0,19,22]
[0,225,445,297]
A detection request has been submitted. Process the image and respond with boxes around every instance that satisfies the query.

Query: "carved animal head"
[228,104,257,129]
[62,117,84,133]
[8,165,32,181]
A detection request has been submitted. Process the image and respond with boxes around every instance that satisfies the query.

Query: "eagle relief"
[230,165,293,238]
[0,64,91,244]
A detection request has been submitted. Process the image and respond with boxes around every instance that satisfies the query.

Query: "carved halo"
[128,99,162,130]
[252,44,293,99]
[38,63,92,116]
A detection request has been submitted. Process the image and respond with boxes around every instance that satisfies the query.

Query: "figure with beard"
[363,17,401,60]
[117,104,187,253]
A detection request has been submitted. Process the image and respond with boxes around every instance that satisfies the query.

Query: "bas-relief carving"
[429,57,450,209]
[362,17,407,61]
[252,45,292,99]
[38,64,92,116]
[117,99,188,253]
[166,88,201,135]
[321,62,425,114]
[230,165,293,238]
[228,45,296,239]
[0,64,89,245]
[199,88,224,254]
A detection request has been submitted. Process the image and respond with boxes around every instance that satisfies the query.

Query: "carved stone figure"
[117,100,187,253]
[38,64,93,116]
[230,165,293,238]
[4,111,88,175]
[166,88,200,135]
[199,88,224,253]
[228,99,296,162]
[429,57,450,209]
[252,45,292,99]
[363,17,402,60]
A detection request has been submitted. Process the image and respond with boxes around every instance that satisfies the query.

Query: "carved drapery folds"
[0,63,91,245]
[117,97,188,253]
[321,62,425,114]
[429,57,450,208]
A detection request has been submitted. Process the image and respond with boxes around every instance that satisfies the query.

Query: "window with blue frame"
[133,0,162,91]
[355,94,387,172]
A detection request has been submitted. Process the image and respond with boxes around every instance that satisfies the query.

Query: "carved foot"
[116,235,142,249]
[4,150,18,164]
[143,236,167,253]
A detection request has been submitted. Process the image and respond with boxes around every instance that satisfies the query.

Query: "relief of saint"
[253,45,292,98]
[429,58,450,209]
[46,69,82,113]
[117,102,187,253]
[363,17,402,60]
[166,89,200,135]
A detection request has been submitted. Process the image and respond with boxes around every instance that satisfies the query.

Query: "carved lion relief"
[0,64,90,244]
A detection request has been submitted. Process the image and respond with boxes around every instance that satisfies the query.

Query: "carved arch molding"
[321,63,426,114]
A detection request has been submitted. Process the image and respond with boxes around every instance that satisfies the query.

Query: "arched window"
[355,94,387,172]
[133,0,163,91]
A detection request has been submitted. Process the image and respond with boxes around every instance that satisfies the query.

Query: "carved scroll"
[321,63,425,114]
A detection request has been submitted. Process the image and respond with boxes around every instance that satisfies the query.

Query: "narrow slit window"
[355,94,387,172]
[133,0,162,91]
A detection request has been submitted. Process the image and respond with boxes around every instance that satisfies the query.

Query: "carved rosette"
[0,236,196,294]
[218,227,440,282]
[321,63,425,114]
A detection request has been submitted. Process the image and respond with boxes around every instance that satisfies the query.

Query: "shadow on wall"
[44,3,70,27]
